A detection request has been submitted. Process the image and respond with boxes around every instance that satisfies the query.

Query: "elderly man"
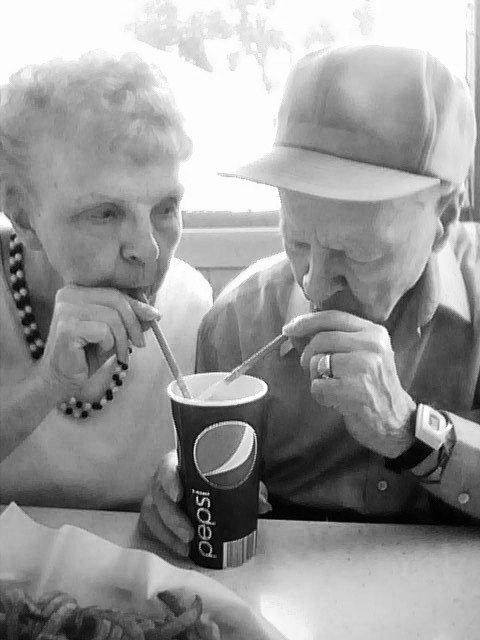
[143,45,480,553]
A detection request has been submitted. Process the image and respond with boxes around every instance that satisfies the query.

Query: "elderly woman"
[0,53,211,509]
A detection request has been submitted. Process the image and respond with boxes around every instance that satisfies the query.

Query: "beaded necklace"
[7,231,130,419]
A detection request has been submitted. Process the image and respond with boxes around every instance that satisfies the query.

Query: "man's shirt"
[196,222,480,524]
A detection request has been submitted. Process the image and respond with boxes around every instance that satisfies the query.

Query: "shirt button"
[458,492,470,505]
[377,480,388,492]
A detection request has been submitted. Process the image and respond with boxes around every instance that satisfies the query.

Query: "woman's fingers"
[258,481,272,515]
[141,495,190,557]
[57,286,161,348]
[68,319,115,355]
[150,478,193,545]
[140,451,194,554]
[71,306,129,364]
[155,450,182,503]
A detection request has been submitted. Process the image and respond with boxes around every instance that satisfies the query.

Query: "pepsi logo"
[193,421,257,490]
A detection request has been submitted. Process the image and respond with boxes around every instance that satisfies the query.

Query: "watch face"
[428,412,443,431]
[417,404,452,450]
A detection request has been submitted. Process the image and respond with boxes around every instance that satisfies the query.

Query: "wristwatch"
[385,404,455,473]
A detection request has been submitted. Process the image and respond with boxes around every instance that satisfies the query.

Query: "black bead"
[112,373,120,382]
[16,296,31,310]
[21,314,34,326]
[81,410,89,419]
[9,264,19,274]
[128,346,133,354]
[25,333,36,343]
[92,402,103,410]
[114,379,123,387]
[105,389,113,401]
[32,349,43,360]
[75,400,83,408]
[65,406,73,415]
[121,362,128,371]
[12,279,26,291]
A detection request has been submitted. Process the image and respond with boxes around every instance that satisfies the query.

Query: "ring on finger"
[317,353,334,379]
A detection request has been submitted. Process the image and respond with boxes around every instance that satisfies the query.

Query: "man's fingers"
[311,378,345,408]
[309,351,372,379]
[141,496,190,557]
[283,310,373,338]
[300,330,380,368]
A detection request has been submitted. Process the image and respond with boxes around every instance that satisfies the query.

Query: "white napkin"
[0,503,286,640]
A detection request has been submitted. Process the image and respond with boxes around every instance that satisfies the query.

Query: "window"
[0,0,473,219]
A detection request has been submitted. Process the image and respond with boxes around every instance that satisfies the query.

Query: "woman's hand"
[37,285,161,398]
[140,450,194,557]
[140,450,272,557]
[284,310,417,458]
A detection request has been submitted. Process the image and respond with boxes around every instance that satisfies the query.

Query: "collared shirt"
[196,222,480,524]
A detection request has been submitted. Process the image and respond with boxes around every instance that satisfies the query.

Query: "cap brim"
[219,146,440,202]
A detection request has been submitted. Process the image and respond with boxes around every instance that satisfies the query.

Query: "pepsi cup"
[167,372,268,569]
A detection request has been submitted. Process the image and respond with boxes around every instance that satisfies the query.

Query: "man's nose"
[120,212,159,266]
[302,246,345,304]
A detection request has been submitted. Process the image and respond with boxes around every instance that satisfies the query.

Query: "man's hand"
[283,311,416,458]
[140,451,272,557]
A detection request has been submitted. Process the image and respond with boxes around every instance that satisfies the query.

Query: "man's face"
[28,138,183,299]
[280,189,442,323]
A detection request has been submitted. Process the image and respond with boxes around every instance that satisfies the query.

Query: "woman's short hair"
[0,51,192,214]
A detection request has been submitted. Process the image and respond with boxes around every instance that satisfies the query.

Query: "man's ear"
[431,189,461,254]
[3,184,43,250]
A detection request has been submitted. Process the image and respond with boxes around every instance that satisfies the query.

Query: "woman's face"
[28,138,183,300]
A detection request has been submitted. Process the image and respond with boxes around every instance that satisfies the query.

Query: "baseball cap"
[220,45,476,201]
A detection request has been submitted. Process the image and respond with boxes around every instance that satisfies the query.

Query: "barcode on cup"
[222,530,257,568]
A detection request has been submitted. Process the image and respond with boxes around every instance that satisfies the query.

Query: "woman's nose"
[120,217,159,265]
[302,247,345,304]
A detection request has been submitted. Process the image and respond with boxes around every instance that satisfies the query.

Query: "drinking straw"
[223,333,289,383]
[197,333,288,401]
[140,294,192,398]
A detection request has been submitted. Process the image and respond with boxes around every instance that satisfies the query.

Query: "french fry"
[39,602,77,636]
[0,583,217,640]
[156,591,198,640]
[145,597,202,640]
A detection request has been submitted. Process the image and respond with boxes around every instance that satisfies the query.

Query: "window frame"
[471,0,480,219]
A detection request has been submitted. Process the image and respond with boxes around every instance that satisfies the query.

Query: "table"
[2,506,480,640]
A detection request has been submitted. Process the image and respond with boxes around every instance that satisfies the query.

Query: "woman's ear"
[431,189,461,254]
[3,185,43,250]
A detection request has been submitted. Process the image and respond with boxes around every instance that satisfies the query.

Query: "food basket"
[0,503,286,640]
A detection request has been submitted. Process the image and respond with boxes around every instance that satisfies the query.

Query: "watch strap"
[385,405,454,473]
[385,408,431,473]
[384,438,433,472]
